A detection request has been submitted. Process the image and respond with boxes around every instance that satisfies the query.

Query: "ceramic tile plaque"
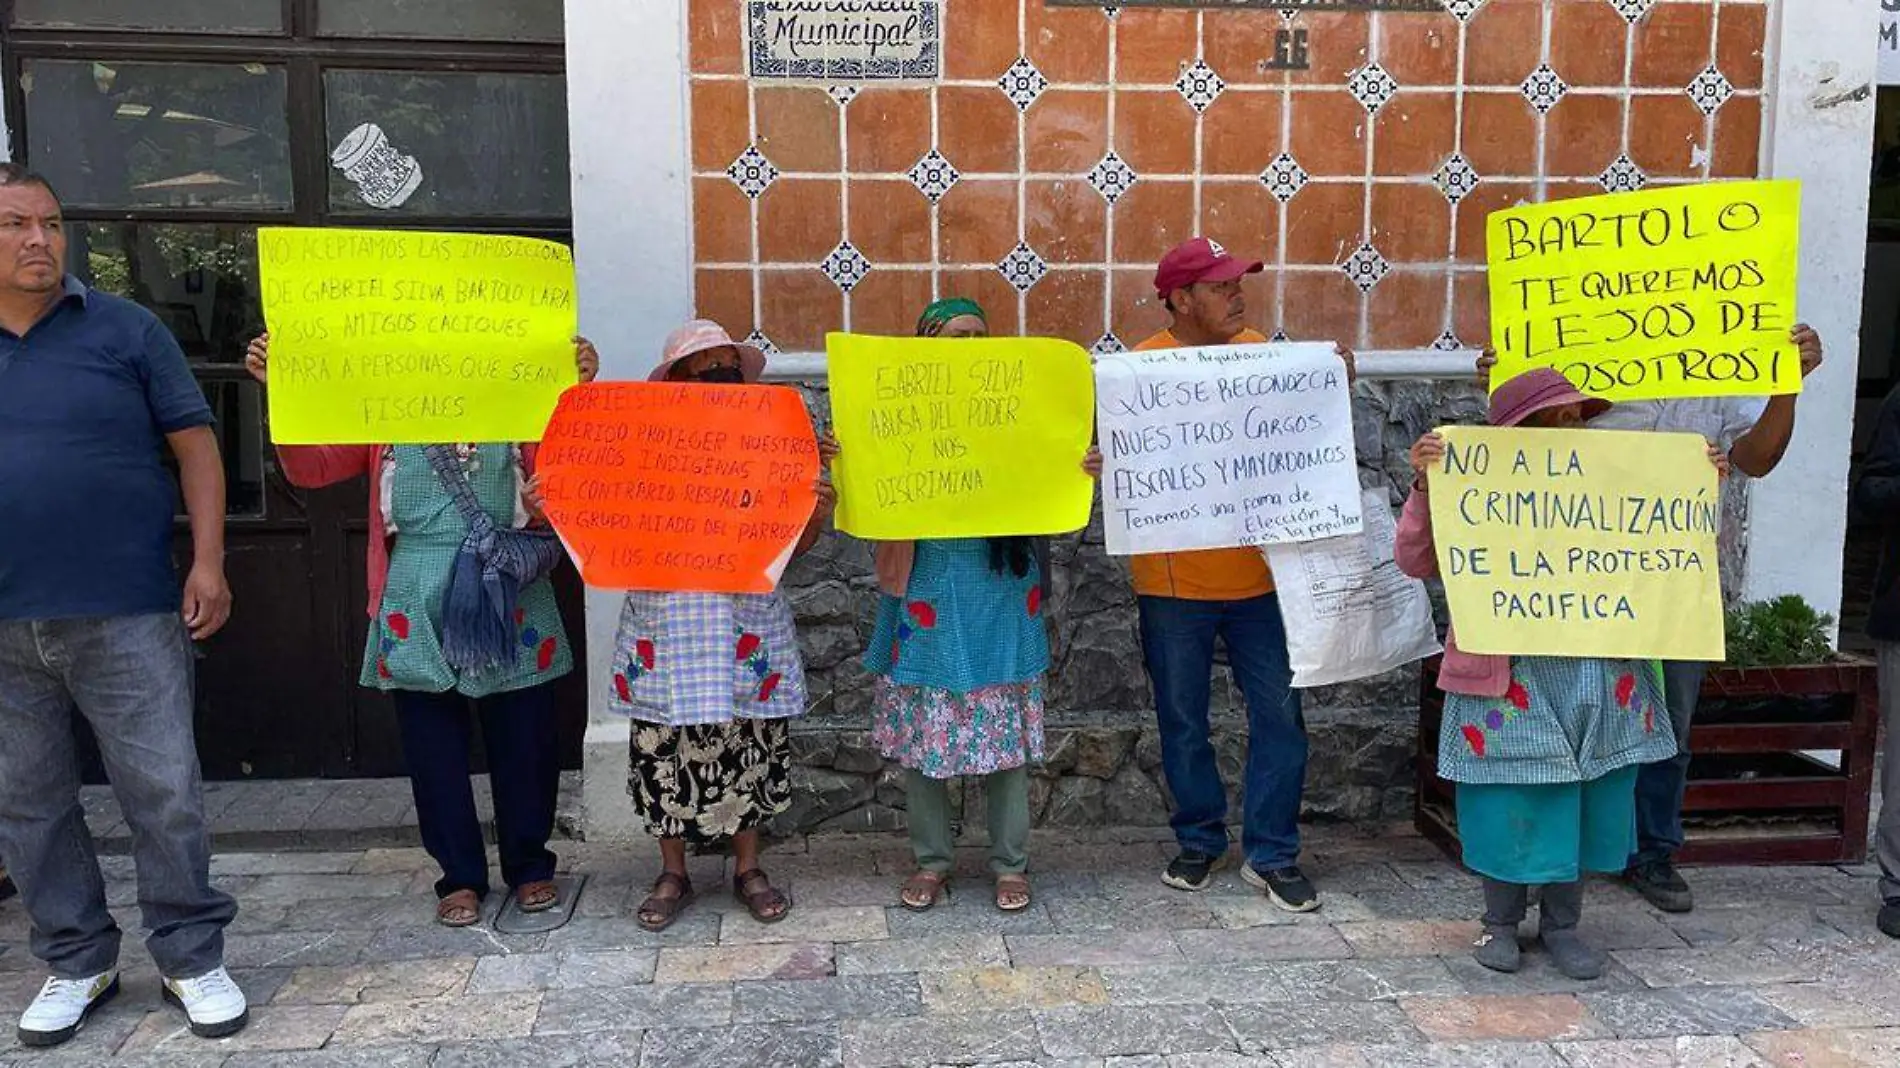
[747,0,942,82]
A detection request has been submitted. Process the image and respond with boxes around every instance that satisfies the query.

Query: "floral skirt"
[627,718,792,844]
[872,677,1044,780]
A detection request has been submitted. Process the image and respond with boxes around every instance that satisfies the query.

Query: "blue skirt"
[1456,766,1639,884]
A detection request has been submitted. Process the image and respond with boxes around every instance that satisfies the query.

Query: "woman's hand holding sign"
[1409,432,1446,487]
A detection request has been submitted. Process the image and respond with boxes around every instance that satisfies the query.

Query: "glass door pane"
[24,60,292,210]
[319,0,562,42]
[323,69,569,217]
[68,222,264,363]
[10,0,282,32]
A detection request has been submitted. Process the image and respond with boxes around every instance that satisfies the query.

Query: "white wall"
[566,0,694,839]
[1744,0,1881,625]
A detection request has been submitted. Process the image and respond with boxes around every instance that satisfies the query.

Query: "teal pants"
[907,767,1029,875]
[1455,766,1639,885]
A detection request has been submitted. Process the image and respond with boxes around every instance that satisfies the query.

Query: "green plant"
[1723,595,1836,668]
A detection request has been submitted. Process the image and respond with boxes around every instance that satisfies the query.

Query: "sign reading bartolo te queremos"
[1045,0,1447,73]
[748,0,942,83]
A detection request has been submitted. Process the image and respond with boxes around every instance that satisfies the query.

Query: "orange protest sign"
[536,382,820,594]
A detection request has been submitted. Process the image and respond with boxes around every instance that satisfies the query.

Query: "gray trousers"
[1878,643,1900,905]
[0,615,235,978]
[906,767,1030,876]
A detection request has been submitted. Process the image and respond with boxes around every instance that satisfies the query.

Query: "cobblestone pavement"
[2,825,1897,1067]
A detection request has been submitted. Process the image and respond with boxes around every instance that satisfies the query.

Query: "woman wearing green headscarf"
[828,298,1086,912]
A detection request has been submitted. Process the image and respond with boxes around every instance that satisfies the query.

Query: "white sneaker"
[162,967,248,1039]
[17,971,119,1048]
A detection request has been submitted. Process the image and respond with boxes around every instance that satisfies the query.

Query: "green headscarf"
[915,297,987,337]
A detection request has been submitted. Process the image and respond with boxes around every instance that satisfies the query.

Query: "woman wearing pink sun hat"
[600,319,836,932]
[1393,367,1723,983]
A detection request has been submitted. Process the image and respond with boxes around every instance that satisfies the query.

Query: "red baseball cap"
[1154,237,1264,298]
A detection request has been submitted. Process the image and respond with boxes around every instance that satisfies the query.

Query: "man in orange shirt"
[1133,238,1350,912]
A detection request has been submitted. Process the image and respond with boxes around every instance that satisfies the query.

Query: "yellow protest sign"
[827,332,1096,539]
[1486,180,1801,402]
[1428,426,1724,661]
[258,227,577,444]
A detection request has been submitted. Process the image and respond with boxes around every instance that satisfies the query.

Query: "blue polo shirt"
[0,276,214,621]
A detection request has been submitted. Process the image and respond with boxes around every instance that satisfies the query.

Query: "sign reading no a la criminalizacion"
[1428,426,1724,661]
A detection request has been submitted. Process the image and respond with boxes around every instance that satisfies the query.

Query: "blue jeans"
[1630,660,1707,867]
[393,685,561,899]
[0,615,235,979]
[1138,593,1306,871]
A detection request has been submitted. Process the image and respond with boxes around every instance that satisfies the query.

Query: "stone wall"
[768,378,1489,837]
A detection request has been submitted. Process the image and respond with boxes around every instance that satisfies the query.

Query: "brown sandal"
[900,870,950,912]
[435,889,482,928]
[995,874,1031,913]
[734,868,791,924]
[637,872,694,932]
[515,880,559,914]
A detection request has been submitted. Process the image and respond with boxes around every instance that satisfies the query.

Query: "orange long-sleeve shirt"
[1126,327,1276,601]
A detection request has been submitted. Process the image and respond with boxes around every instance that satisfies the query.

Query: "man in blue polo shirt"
[0,166,247,1045]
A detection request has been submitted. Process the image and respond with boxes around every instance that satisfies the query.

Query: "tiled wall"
[687,0,1767,356]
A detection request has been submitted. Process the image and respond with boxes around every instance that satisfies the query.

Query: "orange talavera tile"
[1114,90,1198,177]
[944,0,1020,81]
[1202,11,1293,87]
[1460,91,1539,178]
[848,269,936,338]
[759,269,843,351]
[1710,95,1763,178]
[1628,94,1710,178]
[757,178,843,264]
[1545,95,1624,180]
[1549,0,1631,90]
[1284,182,1366,266]
[1280,270,1364,348]
[756,87,841,174]
[1463,0,1544,89]
[1632,3,1715,89]
[1202,90,1284,177]
[695,269,755,339]
[937,180,1021,266]
[1026,179,1108,265]
[691,79,750,172]
[1201,181,1280,263]
[1286,13,1371,88]
[1368,182,1451,265]
[1377,13,1459,88]
[1112,180,1196,266]
[1454,181,1535,266]
[1368,269,1451,350]
[1374,92,1458,177]
[687,0,743,76]
[1110,268,1168,345]
[1026,1,1110,85]
[847,180,932,265]
[1717,4,1769,91]
[693,177,753,264]
[846,88,932,174]
[1288,91,1371,178]
[1114,10,1197,86]
[1026,267,1107,346]
[938,85,1022,176]
[1026,90,1110,174]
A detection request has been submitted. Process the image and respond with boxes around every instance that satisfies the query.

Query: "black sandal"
[636,872,694,932]
[734,868,791,924]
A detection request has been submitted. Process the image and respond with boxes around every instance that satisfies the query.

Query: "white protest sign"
[1096,342,1362,556]
[1265,489,1441,689]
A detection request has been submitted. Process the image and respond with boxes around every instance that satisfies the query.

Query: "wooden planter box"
[1415,657,1879,867]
